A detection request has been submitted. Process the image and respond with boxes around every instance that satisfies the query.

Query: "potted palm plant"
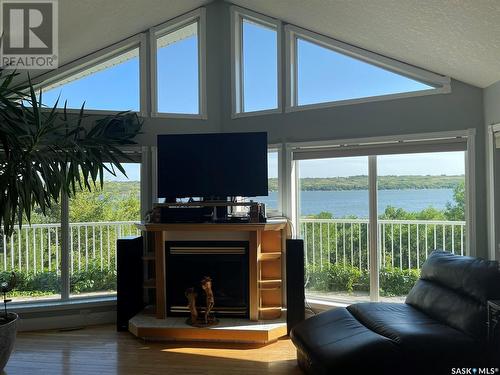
[0,68,142,236]
[0,273,17,371]
[0,67,142,369]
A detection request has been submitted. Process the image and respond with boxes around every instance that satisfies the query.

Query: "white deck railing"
[1,219,466,275]
[300,218,466,272]
[0,221,140,274]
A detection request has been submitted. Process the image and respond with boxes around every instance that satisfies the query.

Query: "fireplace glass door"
[165,241,249,318]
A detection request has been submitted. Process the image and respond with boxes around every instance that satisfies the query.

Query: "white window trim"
[465,129,477,257]
[149,8,207,120]
[487,123,500,260]
[32,34,147,117]
[285,24,452,113]
[265,145,283,216]
[230,6,282,118]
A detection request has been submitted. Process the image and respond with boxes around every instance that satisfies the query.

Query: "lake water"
[258,188,454,218]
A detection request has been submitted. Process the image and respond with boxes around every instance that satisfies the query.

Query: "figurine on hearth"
[185,287,198,324]
[201,276,214,324]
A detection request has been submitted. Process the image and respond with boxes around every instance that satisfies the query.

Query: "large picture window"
[0,202,62,302]
[293,134,471,304]
[69,163,141,298]
[1,161,142,303]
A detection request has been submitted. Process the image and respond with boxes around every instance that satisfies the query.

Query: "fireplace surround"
[137,221,287,321]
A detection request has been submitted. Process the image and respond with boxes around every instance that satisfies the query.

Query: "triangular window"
[296,37,434,106]
[41,48,140,111]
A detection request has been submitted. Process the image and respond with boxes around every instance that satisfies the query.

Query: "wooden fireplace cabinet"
[137,221,288,321]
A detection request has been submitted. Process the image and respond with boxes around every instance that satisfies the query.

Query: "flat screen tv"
[157,132,268,200]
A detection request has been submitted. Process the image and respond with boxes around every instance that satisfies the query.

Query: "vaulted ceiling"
[56,0,209,67]
[53,0,500,88]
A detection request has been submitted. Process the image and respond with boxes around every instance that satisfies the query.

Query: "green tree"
[312,211,333,219]
[444,181,465,220]
[379,206,414,220]
[106,193,140,221]
[69,188,109,223]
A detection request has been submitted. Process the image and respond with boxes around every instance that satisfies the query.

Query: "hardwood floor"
[5,325,302,375]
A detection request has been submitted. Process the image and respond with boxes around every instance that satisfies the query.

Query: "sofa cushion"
[415,251,500,303]
[347,302,480,363]
[290,307,399,374]
[406,279,486,339]
[405,251,500,340]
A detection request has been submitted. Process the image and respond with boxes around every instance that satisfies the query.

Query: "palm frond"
[0,68,143,236]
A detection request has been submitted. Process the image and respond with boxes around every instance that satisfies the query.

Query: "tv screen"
[157,132,268,199]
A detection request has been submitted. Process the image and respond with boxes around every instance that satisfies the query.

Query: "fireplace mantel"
[137,220,288,321]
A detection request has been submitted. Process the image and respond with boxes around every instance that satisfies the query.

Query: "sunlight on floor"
[160,339,296,363]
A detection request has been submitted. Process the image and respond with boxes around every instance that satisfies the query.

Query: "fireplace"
[165,241,249,318]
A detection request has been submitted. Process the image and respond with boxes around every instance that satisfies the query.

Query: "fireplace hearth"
[165,241,249,318]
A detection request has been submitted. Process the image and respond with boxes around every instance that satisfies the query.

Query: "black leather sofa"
[291,251,500,374]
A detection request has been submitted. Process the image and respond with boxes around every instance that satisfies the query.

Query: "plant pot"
[0,312,18,371]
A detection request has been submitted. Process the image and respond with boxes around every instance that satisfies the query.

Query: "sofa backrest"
[406,251,500,340]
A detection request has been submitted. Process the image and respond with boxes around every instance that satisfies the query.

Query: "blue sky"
[43,56,140,111]
[157,35,199,113]
[43,22,463,180]
[243,20,277,111]
[297,38,431,105]
[299,152,465,178]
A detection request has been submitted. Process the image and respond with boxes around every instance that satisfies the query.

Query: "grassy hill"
[268,175,463,192]
[106,175,463,193]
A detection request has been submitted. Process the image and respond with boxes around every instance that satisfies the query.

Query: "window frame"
[5,153,144,306]
[264,145,283,216]
[285,129,476,304]
[285,24,451,112]
[230,6,282,118]
[33,34,147,116]
[149,8,207,119]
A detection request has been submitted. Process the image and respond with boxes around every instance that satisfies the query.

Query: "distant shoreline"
[106,175,464,192]
[268,175,463,192]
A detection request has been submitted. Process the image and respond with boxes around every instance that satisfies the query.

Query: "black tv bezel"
[156,132,268,200]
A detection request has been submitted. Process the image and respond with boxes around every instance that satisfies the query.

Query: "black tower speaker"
[117,236,144,331]
[286,239,305,335]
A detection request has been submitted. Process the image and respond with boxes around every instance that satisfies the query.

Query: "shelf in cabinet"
[258,279,282,290]
[142,253,155,261]
[258,306,282,320]
[143,279,156,288]
[259,252,281,261]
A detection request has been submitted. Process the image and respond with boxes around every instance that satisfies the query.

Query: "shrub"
[379,267,420,296]
[0,263,116,297]
[70,261,116,293]
[307,264,363,293]
[306,264,420,296]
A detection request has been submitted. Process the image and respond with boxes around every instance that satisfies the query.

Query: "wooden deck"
[5,324,301,375]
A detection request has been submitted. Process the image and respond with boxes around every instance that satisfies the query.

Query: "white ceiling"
[231,0,500,88]
[55,0,209,67]
[53,0,500,88]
